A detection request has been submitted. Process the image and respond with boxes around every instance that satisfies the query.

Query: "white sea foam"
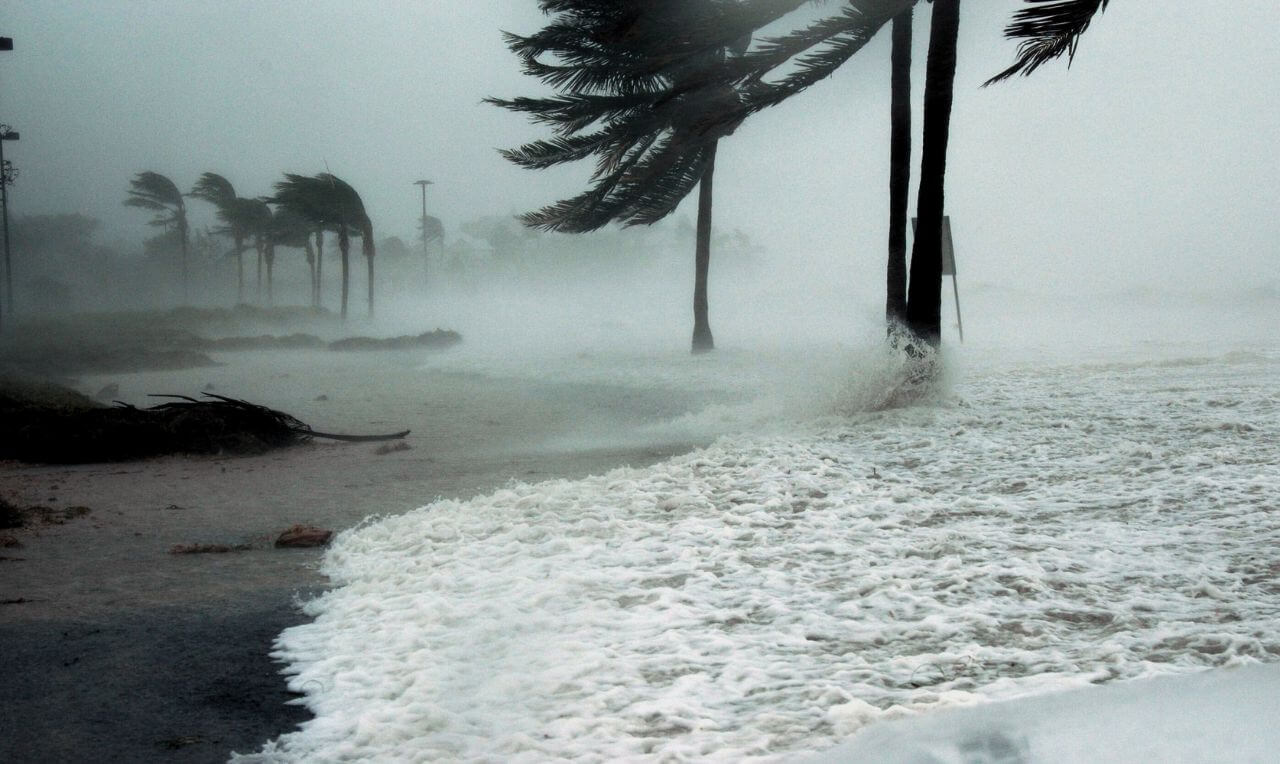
[238,339,1280,762]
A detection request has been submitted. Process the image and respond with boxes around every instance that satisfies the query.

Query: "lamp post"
[1,35,13,328]
[1,125,18,326]
[413,179,432,286]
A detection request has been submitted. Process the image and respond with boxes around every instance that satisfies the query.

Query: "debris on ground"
[275,525,333,548]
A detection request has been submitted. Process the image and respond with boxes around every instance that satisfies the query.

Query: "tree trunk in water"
[886,7,912,334]
[338,226,350,320]
[305,239,317,308]
[691,142,717,354]
[905,0,960,348]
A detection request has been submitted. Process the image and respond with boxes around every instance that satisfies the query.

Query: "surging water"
[238,339,1280,762]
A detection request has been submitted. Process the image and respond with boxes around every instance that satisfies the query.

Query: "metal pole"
[1,137,10,321]
[414,180,431,286]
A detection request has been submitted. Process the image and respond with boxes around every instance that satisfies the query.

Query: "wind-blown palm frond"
[188,172,236,206]
[985,0,1110,85]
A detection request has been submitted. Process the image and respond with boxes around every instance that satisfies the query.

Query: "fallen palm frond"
[1,385,409,464]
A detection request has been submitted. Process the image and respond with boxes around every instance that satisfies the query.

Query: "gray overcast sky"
[4,1,1278,296]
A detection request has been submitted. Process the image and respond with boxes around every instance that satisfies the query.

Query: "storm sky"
[4,1,1278,297]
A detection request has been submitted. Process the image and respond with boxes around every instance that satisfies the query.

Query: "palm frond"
[985,0,1110,85]
[188,172,236,205]
[125,171,184,211]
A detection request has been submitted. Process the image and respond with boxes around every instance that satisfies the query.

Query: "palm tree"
[264,204,314,306]
[886,6,913,335]
[241,197,273,304]
[125,171,189,301]
[273,173,375,319]
[273,174,334,310]
[902,0,960,347]
[189,173,250,302]
[492,0,755,353]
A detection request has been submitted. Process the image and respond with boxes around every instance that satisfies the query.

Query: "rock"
[275,524,333,548]
[95,382,120,400]
[314,394,329,401]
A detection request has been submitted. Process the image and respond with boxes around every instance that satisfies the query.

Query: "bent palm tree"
[492,0,755,353]
[189,173,252,302]
[275,173,374,319]
[265,205,314,306]
[125,171,190,302]
[273,174,334,310]
[317,173,376,319]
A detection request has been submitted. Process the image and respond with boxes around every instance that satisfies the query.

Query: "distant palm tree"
[241,198,273,303]
[273,174,333,310]
[264,204,315,306]
[189,172,251,302]
[125,171,190,302]
[316,174,377,319]
[273,173,375,319]
[420,214,444,285]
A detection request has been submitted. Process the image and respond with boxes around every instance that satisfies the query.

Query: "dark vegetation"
[0,381,315,463]
[0,304,459,378]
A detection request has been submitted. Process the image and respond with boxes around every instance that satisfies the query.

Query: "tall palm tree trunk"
[338,225,351,320]
[265,243,275,305]
[304,239,317,308]
[178,213,190,305]
[691,142,718,354]
[886,7,912,334]
[363,225,376,318]
[905,0,960,348]
[314,228,325,308]
[234,236,245,304]
[256,240,264,302]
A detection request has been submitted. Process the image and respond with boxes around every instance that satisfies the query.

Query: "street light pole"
[413,179,432,286]
[0,125,18,326]
[1,37,13,329]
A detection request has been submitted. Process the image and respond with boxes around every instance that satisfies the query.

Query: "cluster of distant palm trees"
[494,0,1111,355]
[124,170,377,319]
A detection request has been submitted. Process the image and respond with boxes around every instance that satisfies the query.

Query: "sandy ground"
[1,349,713,762]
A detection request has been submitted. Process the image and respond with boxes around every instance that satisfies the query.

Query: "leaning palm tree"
[125,171,190,302]
[273,173,335,310]
[240,197,273,304]
[264,204,316,306]
[316,174,377,319]
[274,173,374,319]
[492,0,756,353]
[189,173,251,302]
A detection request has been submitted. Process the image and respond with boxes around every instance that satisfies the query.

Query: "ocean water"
[237,295,1280,762]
